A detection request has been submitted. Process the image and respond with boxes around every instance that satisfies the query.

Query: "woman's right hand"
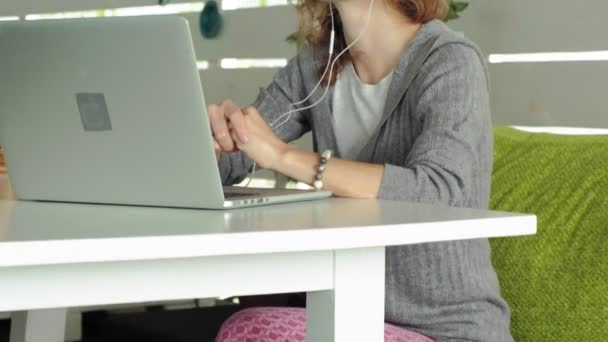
[207,100,249,161]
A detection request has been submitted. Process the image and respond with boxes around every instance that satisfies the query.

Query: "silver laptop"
[0,16,331,209]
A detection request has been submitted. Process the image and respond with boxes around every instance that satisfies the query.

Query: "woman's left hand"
[229,107,384,198]
[230,107,291,170]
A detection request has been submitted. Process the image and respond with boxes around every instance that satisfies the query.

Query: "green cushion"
[490,126,608,341]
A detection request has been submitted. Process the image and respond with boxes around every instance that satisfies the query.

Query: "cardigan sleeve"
[378,43,492,208]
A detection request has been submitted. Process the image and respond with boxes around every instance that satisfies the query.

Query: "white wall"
[0,0,153,16]
[449,0,608,128]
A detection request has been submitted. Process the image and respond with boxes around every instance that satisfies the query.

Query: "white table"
[0,198,536,342]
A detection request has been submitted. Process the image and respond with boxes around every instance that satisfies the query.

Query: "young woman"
[208,0,513,340]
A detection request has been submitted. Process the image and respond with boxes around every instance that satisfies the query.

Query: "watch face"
[76,93,113,132]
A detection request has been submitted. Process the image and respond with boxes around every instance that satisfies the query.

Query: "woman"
[209,0,512,340]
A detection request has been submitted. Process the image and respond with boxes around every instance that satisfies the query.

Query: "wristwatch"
[313,149,333,191]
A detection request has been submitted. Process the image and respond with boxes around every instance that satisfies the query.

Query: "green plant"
[285,32,300,46]
[447,0,469,21]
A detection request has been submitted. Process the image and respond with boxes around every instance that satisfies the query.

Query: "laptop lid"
[0,16,227,208]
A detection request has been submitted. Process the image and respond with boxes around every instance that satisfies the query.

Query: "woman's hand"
[230,107,291,170]
[210,102,383,197]
[207,100,249,161]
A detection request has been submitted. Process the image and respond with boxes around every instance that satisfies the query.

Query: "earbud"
[329,28,335,57]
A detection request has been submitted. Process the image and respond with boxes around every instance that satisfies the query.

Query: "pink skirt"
[216,307,433,342]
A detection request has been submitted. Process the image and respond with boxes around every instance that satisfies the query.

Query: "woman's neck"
[333,0,421,84]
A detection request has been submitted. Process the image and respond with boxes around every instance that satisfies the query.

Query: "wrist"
[269,140,293,171]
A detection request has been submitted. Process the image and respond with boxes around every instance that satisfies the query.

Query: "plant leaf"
[446,11,460,21]
[451,1,469,12]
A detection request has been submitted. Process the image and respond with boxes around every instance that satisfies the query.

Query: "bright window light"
[24,0,292,21]
[235,178,276,188]
[26,11,99,20]
[25,2,205,21]
[265,0,293,7]
[233,178,311,190]
[220,58,288,69]
[111,2,204,16]
[286,182,313,190]
[222,0,261,10]
[512,126,608,135]
[0,16,20,21]
[489,51,608,64]
[197,61,210,70]
[198,59,286,70]
[222,0,290,10]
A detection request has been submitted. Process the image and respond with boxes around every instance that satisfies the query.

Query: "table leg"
[10,309,67,342]
[306,247,385,342]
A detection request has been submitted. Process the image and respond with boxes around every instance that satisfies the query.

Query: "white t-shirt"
[332,62,394,159]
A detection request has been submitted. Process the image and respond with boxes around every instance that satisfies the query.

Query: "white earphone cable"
[269,3,336,129]
[243,0,375,187]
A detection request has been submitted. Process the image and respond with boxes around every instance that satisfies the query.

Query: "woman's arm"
[231,44,491,204]
[212,47,316,185]
[376,44,492,207]
[231,106,383,198]
[277,149,384,198]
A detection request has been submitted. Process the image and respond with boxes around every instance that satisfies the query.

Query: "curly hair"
[296,0,449,84]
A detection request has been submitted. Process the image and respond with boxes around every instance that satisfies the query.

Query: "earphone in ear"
[270,0,377,130]
[243,0,376,187]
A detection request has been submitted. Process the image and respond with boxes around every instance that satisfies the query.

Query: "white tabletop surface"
[0,197,536,267]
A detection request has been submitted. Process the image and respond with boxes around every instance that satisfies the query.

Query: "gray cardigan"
[219,20,513,342]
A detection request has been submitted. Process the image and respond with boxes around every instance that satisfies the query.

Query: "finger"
[213,137,221,150]
[242,106,257,115]
[223,100,249,143]
[208,103,235,151]
[213,138,221,161]
[243,106,266,127]
[230,128,244,149]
